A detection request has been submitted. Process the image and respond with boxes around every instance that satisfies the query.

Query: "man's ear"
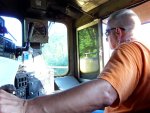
[115,28,122,37]
[115,28,123,44]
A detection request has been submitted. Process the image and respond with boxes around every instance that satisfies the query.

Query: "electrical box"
[24,18,48,43]
[26,0,47,11]
[30,0,47,10]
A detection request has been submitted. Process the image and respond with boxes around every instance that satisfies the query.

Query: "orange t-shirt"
[98,41,150,113]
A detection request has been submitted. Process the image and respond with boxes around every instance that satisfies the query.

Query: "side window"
[102,21,150,66]
[102,23,112,66]
[41,22,68,77]
[77,20,103,79]
[140,23,150,41]
[0,16,22,46]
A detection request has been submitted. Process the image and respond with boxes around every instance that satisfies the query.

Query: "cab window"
[41,22,68,77]
[77,20,103,80]
[0,16,22,46]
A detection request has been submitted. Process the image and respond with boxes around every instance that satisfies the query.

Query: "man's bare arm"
[0,79,117,113]
[25,79,118,113]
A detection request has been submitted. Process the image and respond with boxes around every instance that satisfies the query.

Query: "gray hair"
[107,9,141,31]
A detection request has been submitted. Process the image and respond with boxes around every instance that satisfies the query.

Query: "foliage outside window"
[78,22,100,76]
[79,24,99,58]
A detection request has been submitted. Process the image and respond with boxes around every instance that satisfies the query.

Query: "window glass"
[41,22,68,77]
[140,23,150,41]
[0,16,22,46]
[102,23,113,65]
[78,21,101,79]
[102,21,150,66]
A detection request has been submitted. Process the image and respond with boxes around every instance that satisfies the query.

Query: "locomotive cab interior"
[0,0,150,100]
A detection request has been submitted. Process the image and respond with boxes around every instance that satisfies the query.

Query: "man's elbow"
[100,80,118,107]
[103,90,117,106]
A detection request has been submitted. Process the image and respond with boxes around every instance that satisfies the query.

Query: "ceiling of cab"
[132,1,150,24]
[76,0,108,12]
[102,1,150,25]
[0,0,149,26]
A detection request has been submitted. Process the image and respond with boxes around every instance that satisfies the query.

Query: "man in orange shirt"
[0,9,150,113]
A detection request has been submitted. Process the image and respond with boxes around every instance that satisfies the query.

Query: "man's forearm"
[25,79,117,113]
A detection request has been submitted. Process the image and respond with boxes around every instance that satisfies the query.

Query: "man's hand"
[0,89,26,113]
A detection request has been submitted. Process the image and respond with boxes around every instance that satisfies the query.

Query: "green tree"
[79,24,99,58]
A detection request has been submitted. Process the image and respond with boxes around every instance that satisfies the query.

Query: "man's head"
[106,9,141,49]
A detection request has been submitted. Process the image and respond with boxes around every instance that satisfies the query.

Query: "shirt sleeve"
[98,43,141,105]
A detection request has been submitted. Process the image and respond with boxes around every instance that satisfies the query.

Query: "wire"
[7,31,17,42]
